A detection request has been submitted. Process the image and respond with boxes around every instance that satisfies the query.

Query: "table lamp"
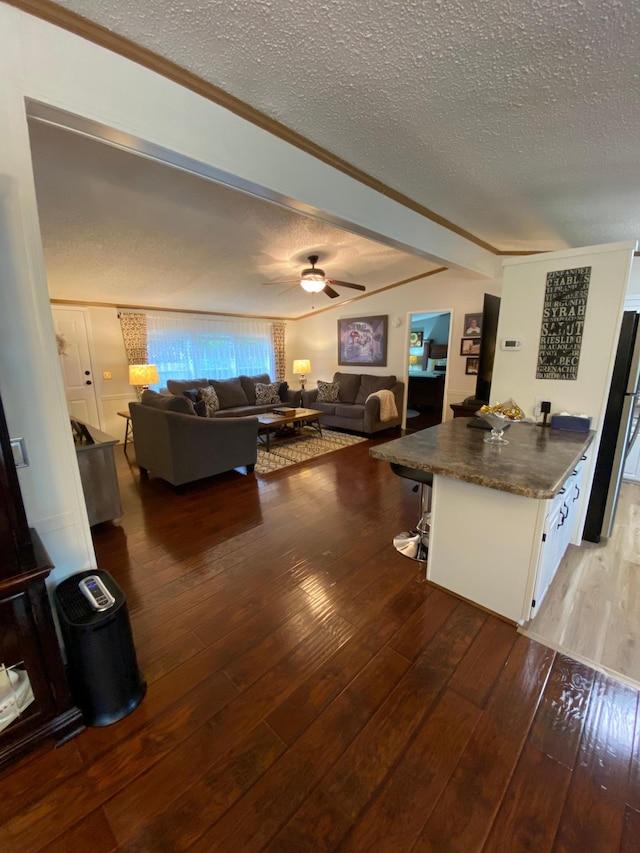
[129,364,159,394]
[292,359,311,392]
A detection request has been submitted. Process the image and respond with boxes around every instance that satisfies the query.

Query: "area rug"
[255,427,367,474]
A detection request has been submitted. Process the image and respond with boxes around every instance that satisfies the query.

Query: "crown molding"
[50,266,448,321]
[50,298,291,322]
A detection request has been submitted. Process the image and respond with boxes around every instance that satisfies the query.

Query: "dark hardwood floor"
[2,437,640,851]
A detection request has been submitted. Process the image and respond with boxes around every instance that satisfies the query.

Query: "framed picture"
[338,315,388,366]
[409,330,423,347]
[460,337,481,356]
[464,313,482,337]
[465,357,479,375]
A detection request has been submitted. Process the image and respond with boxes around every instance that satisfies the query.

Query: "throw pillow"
[166,378,210,396]
[255,382,281,405]
[183,389,208,417]
[333,372,361,404]
[317,380,340,403]
[240,374,271,404]
[210,377,249,409]
[198,385,220,417]
[355,374,396,404]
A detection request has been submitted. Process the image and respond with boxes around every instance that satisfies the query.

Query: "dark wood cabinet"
[408,374,445,410]
[0,392,83,769]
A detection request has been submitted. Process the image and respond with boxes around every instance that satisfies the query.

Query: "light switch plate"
[10,437,28,468]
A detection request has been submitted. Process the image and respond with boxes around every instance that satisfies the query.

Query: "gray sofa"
[301,372,404,435]
[129,392,258,487]
[164,373,300,417]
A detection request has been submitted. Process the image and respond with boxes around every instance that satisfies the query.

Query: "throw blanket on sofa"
[367,389,398,422]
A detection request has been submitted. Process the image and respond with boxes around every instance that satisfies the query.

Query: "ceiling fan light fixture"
[300,275,325,293]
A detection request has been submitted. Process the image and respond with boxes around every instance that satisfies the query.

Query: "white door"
[51,306,100,426]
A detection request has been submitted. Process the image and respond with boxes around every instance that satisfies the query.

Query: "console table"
[74,423,122,526]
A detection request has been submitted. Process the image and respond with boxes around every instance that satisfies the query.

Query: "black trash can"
[55,569,146,726]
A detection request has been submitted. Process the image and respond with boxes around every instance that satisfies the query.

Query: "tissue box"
[550,414,592,432]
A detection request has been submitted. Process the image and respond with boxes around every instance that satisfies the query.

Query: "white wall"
[286,269,502,420]
[492,242,635,426]
[492,241,635,543]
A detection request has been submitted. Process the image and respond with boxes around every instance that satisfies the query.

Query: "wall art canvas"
[338,315,388,366]
[537,266,591,380]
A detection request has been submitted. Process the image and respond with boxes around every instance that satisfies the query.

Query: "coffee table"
[256,408,323,451]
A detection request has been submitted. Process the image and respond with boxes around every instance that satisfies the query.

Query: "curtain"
[146,311,277,389]
[272,322,286,382]
[119,312,148,365]
[119,312,149,398]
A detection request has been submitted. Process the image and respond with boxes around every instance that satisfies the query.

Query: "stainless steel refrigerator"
[583,310,640,542]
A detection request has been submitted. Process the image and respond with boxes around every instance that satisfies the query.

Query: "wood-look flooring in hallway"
[520,481,640,689]
[1,440,640,851]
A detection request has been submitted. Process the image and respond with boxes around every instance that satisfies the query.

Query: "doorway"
[51,305,100,427]
[405,311,451,432]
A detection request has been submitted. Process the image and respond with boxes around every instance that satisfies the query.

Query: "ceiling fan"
[262,255,366,299]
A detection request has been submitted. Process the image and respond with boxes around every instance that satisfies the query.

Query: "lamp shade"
[293,359,311,374]
[129,364,159,386]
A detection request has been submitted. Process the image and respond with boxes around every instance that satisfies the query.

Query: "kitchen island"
[371,419,594,623]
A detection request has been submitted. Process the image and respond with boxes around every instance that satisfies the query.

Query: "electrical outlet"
[533,398,542,417]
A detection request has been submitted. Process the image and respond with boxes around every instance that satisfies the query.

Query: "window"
[146,312,276,388]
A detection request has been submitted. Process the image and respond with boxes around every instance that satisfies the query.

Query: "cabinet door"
[566,458,586,544]
[532,501,565,616]
[0,591,52,742]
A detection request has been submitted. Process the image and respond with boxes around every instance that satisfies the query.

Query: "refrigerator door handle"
[627,314,640,394]
[624,399,640,461]
[602,392,635,538]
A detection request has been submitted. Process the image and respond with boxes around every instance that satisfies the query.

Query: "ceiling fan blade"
[261,278,299,285]
[323,284,341,298]
[327,279,366,292]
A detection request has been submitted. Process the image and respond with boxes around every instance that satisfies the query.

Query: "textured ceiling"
[49,0,640,254]
[29,121,437,318]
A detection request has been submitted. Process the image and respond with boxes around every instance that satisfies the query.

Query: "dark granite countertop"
[370,418,595,499]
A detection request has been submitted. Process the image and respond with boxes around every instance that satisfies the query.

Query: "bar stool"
[390,463,433,563]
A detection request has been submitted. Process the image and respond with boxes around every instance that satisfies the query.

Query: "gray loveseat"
[164,373,299,417]
[129,391,258,487]
[301,372,404,435]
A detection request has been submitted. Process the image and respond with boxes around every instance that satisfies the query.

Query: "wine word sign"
[536,266,591,380]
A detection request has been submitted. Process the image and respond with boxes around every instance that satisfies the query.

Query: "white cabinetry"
[530,457,586,617]
[428,452,588,624]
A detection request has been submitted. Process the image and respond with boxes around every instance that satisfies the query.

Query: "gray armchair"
[129,401,258,487]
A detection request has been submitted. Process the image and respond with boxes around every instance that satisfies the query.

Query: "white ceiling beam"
[16,7,497,279]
